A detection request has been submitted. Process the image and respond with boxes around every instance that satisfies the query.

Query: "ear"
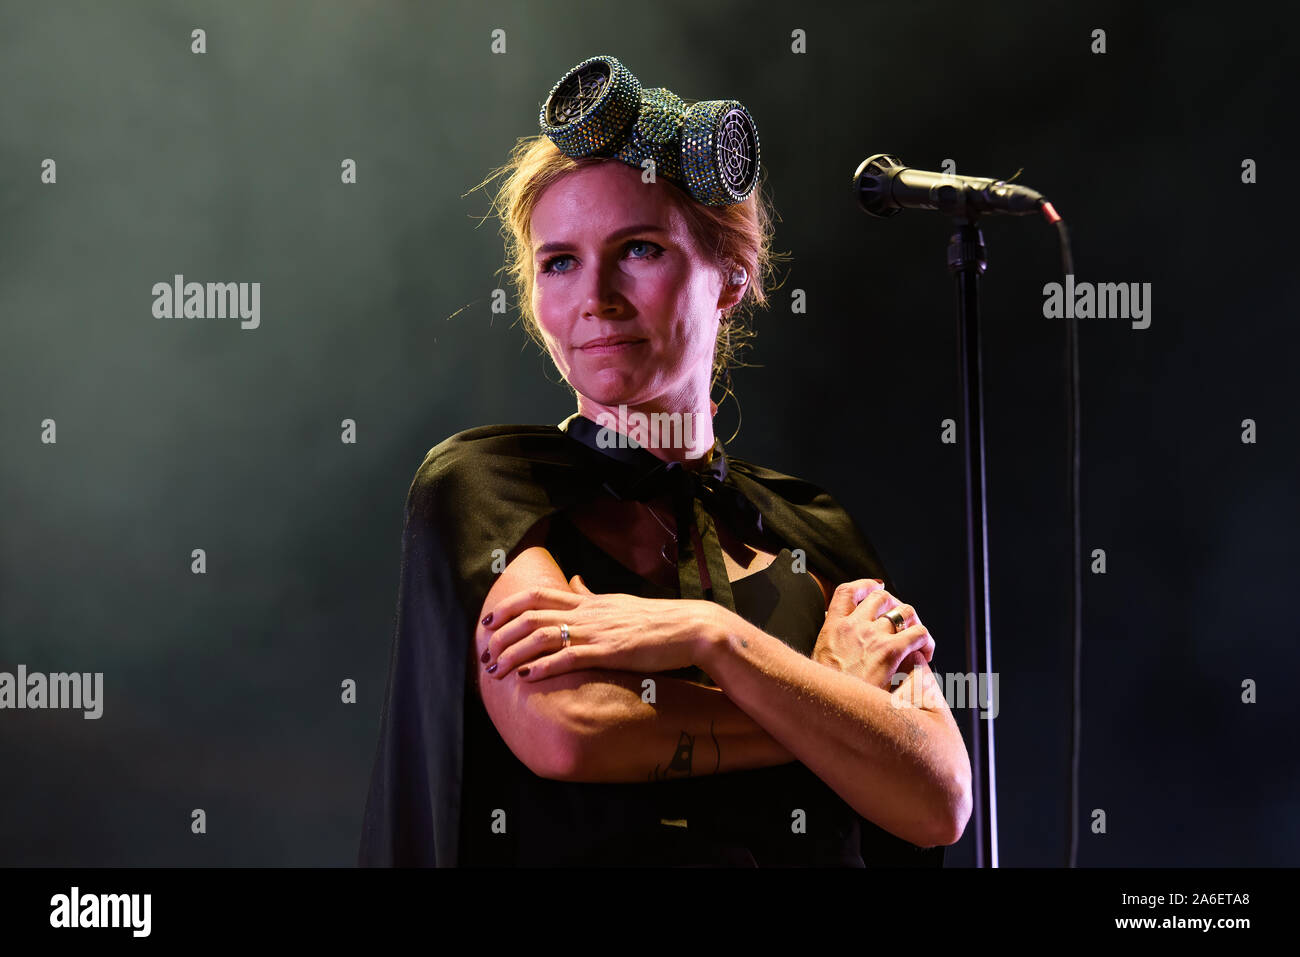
[718,266,748,312]
[720,284,746,312]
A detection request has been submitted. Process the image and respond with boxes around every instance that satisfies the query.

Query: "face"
[529,161,744,417]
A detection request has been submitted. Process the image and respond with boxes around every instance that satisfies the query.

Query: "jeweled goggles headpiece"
[539,54,761,207]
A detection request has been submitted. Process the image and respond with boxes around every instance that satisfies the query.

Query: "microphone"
[854,153,1049,219]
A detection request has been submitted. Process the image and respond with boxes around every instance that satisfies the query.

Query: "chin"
[575,371,646,407]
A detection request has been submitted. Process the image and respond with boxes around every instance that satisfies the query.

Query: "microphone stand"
[948,216,998,868]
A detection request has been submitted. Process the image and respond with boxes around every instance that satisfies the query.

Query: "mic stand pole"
[947,215,998,867]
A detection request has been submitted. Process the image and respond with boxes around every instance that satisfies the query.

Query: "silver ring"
[878,608,908,633]
[560,623,570,648]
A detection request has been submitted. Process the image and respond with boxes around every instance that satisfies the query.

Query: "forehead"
[530,162,685,245]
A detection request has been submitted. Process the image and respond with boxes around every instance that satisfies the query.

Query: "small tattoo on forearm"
[741,638,748,648]
[652,730,696,781]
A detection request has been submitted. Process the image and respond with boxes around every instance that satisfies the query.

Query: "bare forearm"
[546,668,796,782]
[697,610,972,848]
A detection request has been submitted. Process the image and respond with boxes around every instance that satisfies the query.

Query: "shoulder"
[727,453,894,591]
[726,453,851,513]
[413,423,560,480]
[405,423,562,508]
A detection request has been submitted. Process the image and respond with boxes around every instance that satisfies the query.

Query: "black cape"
[359,414,945,866]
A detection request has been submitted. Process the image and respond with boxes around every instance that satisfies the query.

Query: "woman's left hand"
[482,575,713,681]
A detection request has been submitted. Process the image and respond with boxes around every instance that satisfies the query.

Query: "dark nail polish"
[480,649,490,663]
[486,663,497,674]
[481,612,493,626]
[518,667,530,677]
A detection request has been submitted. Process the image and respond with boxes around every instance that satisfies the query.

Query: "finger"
[483,586,577,631]
[827,579,884,619]
[892,649,946,710]
[913,616,934,661]
[491,623,568,679]
[889,650,936,707]
[897,648,928,673]
[850,588,898,622]
[891,623,934,671]
[897,629,935,670]
[889,649,928,694]
[868,601,918,632]
[895,613,933,661]
[490,607,578,663]
[518,643,590,682]
[569,574,594,595]
[487,605,557,659]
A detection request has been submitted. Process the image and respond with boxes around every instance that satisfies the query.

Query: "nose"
[580,257,626,320]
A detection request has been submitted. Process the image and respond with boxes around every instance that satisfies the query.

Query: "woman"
[360,54,971,867]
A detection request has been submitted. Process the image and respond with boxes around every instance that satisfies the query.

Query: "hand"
[812,579,935,692]
[481,575,715,682]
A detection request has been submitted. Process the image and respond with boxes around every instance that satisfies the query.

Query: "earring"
[728,266,747,285]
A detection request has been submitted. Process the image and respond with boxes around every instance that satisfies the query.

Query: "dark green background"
[1,0,1295,866]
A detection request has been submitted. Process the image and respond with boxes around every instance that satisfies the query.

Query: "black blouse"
[359,413,943,867]
[454,416,938,867]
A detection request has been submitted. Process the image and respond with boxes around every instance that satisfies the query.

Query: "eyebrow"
[534,224,668,257]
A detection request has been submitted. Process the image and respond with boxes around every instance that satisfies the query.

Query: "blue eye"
[540,240,663,275]
[625,241,658,258]
[540,254,574,274]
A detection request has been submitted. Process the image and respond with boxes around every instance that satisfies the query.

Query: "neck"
[575,394,717,467]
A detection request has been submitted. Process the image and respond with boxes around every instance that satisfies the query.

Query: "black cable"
[1050,214,1081,868]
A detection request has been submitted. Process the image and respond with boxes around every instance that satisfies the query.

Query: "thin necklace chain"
[637,445,718,567]
[640,501,678,565]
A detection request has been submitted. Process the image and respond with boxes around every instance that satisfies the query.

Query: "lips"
[578,336,646,350]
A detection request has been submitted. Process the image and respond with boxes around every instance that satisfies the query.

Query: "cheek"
[539,330,569,374]
[531,313,567,372]
[680,287,720,353]
[532,284,549,325]
[533,290,561,343]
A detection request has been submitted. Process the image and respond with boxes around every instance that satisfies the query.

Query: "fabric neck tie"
[559,412,767,614]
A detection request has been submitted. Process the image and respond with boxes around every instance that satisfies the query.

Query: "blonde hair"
[470,134,785,416]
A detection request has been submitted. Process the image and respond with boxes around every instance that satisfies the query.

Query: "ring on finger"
[877,608,908,633]
[560,623,571,648]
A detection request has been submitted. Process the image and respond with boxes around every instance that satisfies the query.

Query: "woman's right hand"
[811,580,935,692]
